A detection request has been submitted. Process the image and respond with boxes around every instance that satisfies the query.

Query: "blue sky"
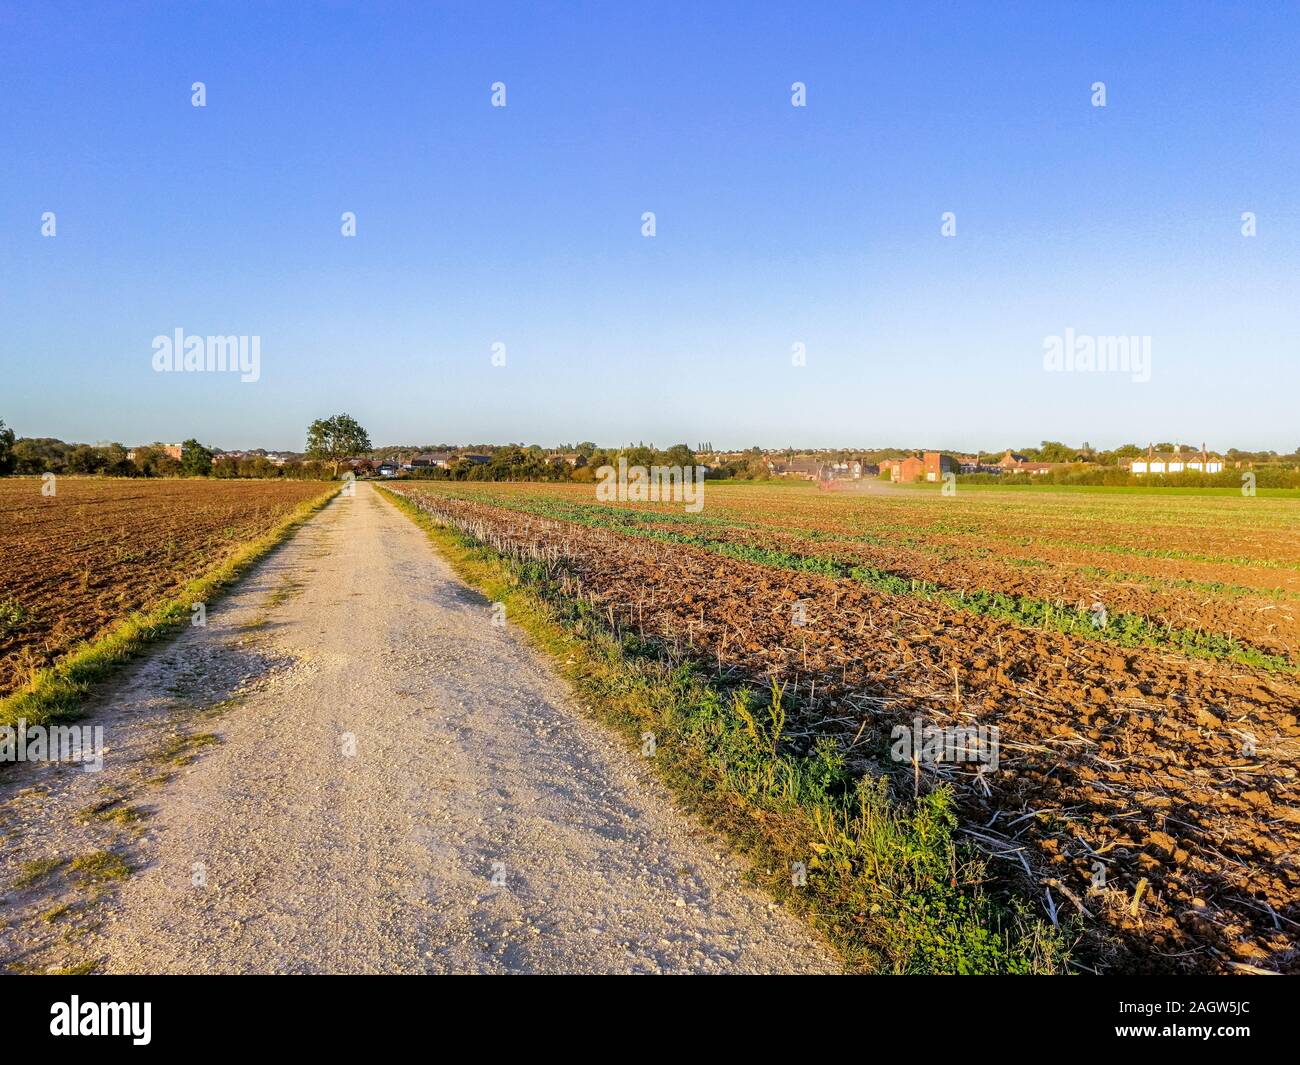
[1,1,1296,452]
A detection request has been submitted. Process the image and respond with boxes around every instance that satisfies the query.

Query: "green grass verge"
[0,486,339,732]
[378,485,1075,975]
[14,857,63,888]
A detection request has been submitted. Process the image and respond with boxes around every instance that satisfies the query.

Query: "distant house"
[956,454,1002,474]
[766,457,824,480]
[828,460,863,479]
[127,443,183,462]
[546,452,587,468]
[458,453,491,465]
[376,463,399,478]
[898,456,925,482]
[996,450,1064,475]
[996,452,1056,476]
[882,455,925,482]
[408,452,454,469]
[878,454,937,482]
[1127,444,1223,475]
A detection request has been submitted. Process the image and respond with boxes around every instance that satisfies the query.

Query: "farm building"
[880,453,949,483]
[406,452,454,470]
[923,452,959,482]
[882,455,925,482]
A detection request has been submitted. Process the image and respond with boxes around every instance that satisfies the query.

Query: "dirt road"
[0,483,838,974]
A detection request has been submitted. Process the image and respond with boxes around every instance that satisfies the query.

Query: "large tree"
[66,444,107,474]
[180,438,214,477]
[305,413,372,477]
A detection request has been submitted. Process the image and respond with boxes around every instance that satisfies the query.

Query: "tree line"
[0,424,333,480]
[404,442,703,482]
[5,415,1297,486]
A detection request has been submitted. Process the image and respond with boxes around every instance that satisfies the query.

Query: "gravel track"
[0,483,838,975]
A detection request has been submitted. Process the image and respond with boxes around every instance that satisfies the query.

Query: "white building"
[1129,445,1223,475]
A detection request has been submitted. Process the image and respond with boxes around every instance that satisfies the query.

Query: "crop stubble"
[392,481,1299,974]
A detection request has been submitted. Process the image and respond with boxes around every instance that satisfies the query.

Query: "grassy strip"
[0,486,339,731]
[379,485,1074,975]
[432,492,1294,673]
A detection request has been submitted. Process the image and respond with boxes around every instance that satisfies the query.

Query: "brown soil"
[0,478,329,696]
[396,485,1300,975]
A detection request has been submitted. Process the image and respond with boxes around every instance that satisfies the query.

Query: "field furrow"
[388,481,1300,975]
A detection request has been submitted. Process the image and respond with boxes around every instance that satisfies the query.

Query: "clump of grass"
[14,856,63,888]
[158,732,222,766]
[69,850,131,884]
[77,799,147,826]
[39,902,75,923]
[0,600,29,637]
[48,959,98,975]
[264,576,306,608]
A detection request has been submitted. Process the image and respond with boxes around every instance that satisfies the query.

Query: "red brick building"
[923,452,958,482]
[879,455,927,482]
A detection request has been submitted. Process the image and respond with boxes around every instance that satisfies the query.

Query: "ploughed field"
[389,480,1300,974]
[0,478,330,697]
